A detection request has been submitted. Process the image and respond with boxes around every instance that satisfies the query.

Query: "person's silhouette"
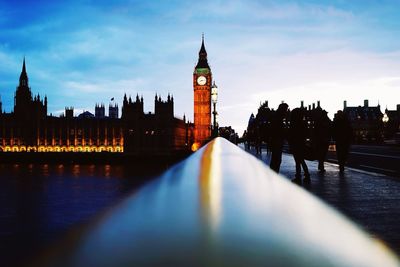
[269,103,288,173]
[333,111,352,174]
[288,108,310,183]
[314,110,332,173]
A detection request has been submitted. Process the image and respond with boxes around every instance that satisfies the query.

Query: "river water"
[0,163,166,266]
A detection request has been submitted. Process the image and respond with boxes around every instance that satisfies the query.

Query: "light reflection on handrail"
[199,138,222,233]
[39,137,399,267]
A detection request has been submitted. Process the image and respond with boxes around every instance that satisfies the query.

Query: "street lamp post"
[211,82,218,137]
[382,112,389,140]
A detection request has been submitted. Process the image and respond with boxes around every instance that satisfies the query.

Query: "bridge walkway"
[244,145,400,254]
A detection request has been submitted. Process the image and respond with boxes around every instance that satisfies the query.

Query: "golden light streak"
[199,138,222,232]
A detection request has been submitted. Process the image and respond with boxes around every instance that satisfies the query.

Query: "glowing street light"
[382,112,389,140]
[382,113,389,124]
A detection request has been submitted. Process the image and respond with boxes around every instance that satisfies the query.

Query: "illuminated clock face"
[197,76,207,85]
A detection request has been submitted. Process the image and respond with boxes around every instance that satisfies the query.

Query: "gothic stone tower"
[13,58,47,145]
[14,57,33,121]
[193,35,212,146]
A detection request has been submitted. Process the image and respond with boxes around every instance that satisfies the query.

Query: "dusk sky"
[1,0,400,134]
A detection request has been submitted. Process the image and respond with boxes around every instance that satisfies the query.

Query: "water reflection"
[41,164,49,177]
[104,164,111,178]
[89,164,95,177]
[0,162,166,267]
[72,164,80,177]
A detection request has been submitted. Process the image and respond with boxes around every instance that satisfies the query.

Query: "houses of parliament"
[0,37,215,154]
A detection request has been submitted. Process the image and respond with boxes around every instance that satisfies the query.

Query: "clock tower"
[193,35,212,146]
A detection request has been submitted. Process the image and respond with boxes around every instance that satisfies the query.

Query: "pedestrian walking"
[333,111,352,174]
[255,125,262,155]
[288,108,310,183]
[314,110,332,173]
[269,103,288,173]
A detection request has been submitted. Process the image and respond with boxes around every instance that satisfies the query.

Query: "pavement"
[244,146,400,255]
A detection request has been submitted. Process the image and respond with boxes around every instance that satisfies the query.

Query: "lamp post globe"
[382,112,389,140]
[211,82,218,137]
[382,113,389,123]
[211,83,218,104]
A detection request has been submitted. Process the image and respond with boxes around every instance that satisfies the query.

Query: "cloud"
[1,0,400,134]
[212,47,400,134]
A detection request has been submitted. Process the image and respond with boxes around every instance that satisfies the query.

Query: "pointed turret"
[19,57,29,87]
[123,93,128,107]
[22,57,26,71]
[195,34,210,69]
[199,33,207,56]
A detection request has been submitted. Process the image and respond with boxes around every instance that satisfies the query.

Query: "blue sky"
[1,0,400,133]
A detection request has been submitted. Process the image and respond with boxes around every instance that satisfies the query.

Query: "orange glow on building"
[193,35,212,146]
[0,54,194,154]
[0,143,123,153]
[191,142,200,152]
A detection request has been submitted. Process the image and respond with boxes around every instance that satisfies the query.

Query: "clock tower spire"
[193,34,212,147]
[196,33,210,69]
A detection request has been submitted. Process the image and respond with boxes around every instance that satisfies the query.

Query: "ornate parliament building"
[0,59,193,154]
[0,37,214,154]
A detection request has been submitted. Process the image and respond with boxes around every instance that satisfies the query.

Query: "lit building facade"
[383,105,400,139]
[0,59,193,154]
[193,35,212,146]
[342,100,383,144]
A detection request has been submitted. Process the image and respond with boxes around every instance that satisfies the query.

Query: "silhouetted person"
[255,126,262,155]
[243,130,250,150]
[314,110,332,173]
[269,103,288,173]
[333,111,352,174]
[265,124,272,156]
[288,108,310,183]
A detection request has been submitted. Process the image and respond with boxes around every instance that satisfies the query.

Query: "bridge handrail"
[40,137,399,267]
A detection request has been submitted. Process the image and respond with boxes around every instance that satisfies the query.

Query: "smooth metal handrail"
[41,137,399,267]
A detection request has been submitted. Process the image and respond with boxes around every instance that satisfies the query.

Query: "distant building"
[78,111,94,119]
[65,107,74,118]
[341,100,383,144]
[0,57,124,152]
[95,104,105,118]
[0,58,193,154]
[193,35,212,147]
[383,105,400,139]
[122,94,192,155]
[109,103,118,119]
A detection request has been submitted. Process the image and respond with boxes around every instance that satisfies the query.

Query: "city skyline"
[1,1,400,134]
